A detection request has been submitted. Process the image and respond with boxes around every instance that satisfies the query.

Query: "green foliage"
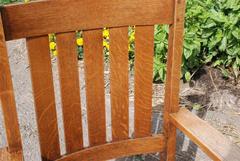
[154,25,168,82]
[153,0,240,82]
[184,0,240,81]
[0,0,21,4]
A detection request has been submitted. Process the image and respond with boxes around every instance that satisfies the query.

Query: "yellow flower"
[52,50,58,56]
[24,0,29,2]
[128,44,131,51]
[103,41,110,50]
[103,29,110,39]
[129,33,135,42]
[77,38,83,46]
[49,42,56,50]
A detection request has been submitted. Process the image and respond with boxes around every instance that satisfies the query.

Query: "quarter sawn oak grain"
[2,0,174,40]
[110,27,129,141]
[27,36,61,160]
[56,32,83,153]
[1,1,239,161]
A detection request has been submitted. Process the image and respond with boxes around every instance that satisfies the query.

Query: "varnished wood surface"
[2,0,174,40]
[56,32,83,153]
[162,0,186,160]
[110,27,129,141]
[170,108,240,161]
[134,26,154,138]
[27,36,60,160]
[83,30,106,146]
[56,135,165,161]
[0,14,22,152]
[0,148,23,161]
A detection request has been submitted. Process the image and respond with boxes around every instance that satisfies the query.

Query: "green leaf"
[202,21,216,28]
[185,49,193,60]
[219,36,227,52]
[213,60,222,67]
[185,71,191,82]
[220,68,230,78]
[232,28,240,40]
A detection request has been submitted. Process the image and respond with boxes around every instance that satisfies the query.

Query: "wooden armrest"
[170,108,240,161]
[0,148,23,161]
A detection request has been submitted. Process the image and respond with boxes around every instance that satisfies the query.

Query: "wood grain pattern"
[162,0,186,160]
[109,27,129,141]
[83,30,106,146]
[170,108,240,161]
[134,26,154,138]
[56,135,165,161]
[26,36,60,160]
[1,0,236,161]
[2,0,174,40]
[56,32,83,153]
[0,148,23,161]
[0,14,22,153]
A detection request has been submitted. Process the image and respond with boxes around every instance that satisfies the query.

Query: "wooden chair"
[0,0,239,161]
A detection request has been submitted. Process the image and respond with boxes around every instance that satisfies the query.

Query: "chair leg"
[166,125,177,161]
[160,152,166,161]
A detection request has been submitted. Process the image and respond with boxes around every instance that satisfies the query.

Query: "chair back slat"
[83,30,106,146]
[56,32,83,153]
[109,27,129,141]
[134,26,154,138]
[26,36,61,160]
[0,15,22,152]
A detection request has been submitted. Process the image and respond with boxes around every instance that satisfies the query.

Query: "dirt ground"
[0,39,239,161]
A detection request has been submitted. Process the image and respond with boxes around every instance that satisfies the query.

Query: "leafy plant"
[153,25,168,82]
[0,0,24,4]
[153,0,240,82]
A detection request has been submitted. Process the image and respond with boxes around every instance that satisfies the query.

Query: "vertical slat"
[0,14,22,152]
[83,30,106,146]
[26,36,60,160]
[162,0,186,161]
[56,32,83,153]
[109,27,129,141]
[134,26,154,138]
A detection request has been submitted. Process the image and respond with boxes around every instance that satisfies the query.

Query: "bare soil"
[0,39,239,161]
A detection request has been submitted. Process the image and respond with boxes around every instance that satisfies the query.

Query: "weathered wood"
[109,27,129,141]
[162,0,186,160]
[0,148,23,161]
[1,0,174,40]
[56,32,83,153]
[170,108,240,161]
[134,26,154,138]
[56,135,165,161]
[83,30,106,146]
[0,14,22,153]
[26,36,60,160]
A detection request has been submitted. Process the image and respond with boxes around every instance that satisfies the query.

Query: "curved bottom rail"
[56,135,165,161]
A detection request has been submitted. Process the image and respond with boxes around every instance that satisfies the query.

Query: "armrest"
[170,108,240,161]
[0,148,23,161]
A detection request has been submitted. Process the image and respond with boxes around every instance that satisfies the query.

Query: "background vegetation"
[1,0,239,83]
